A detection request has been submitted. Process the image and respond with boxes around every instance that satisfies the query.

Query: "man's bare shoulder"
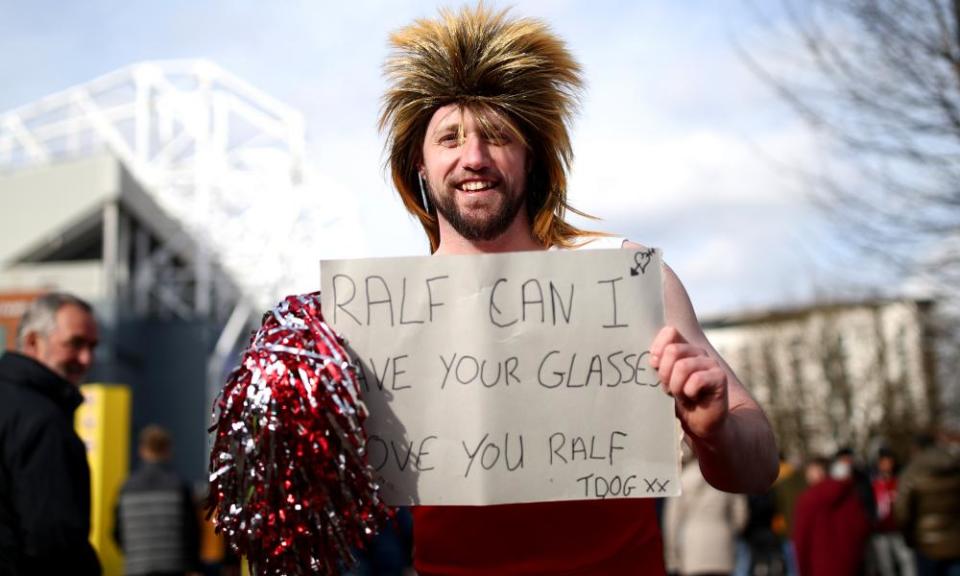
[621,239,649,251]
[621,240,679,291]
[620,240,703,339]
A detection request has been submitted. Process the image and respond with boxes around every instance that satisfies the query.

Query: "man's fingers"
[679,366,726,403]
[667,356,715,397]
[649,326,685,367]
[656,342,702,391]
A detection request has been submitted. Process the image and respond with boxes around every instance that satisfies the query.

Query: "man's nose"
[77,346,94,368]
[460,134,492,170]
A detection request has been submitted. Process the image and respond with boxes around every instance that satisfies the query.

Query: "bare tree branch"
[738,0,960,292]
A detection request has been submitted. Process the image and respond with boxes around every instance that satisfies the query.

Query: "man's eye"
[487,132,509,145]
[438,133,460,146]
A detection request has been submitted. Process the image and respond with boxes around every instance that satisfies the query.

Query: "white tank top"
[549,235,627,251]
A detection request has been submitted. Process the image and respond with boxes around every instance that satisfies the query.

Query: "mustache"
[447,169,503,185]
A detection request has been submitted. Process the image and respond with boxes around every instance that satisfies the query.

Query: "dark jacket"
[895,446,960,560]
[113,462,200,576]
[0,352,101,576]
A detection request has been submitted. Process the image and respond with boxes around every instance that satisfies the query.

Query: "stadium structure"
[0,60,364,483]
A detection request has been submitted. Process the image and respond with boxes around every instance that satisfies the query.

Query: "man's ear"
[20,331,40,355]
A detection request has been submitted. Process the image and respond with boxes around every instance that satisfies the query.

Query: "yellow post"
[75,384,131,576]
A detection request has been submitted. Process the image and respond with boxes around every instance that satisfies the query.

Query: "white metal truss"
[0,59,363,310]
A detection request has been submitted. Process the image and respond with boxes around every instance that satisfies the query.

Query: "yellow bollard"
[75,384,131,576]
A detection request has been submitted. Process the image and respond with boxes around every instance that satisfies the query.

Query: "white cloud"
[570,124,817,218]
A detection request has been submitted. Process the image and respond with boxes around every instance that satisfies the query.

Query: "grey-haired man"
[0,292,101,575]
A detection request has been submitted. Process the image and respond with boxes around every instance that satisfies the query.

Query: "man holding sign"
[373,4,778,574]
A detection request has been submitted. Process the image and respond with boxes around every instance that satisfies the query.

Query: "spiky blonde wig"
[379,3,599,251]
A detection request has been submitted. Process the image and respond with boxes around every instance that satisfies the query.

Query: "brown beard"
[429,182,526,242]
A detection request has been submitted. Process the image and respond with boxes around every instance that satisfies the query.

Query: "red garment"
[872,476,899,532]
[412,499,665,575]
[794,478,872,576]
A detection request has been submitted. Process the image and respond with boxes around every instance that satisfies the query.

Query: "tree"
[739,0,960,290]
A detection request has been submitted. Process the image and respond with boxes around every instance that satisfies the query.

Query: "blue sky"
[0,0,887,315]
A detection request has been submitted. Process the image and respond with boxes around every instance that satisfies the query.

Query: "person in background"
[803,457,829,488]
[834,446,878,524]
[773,454,806,576]
[870,448,915,576]
[733,455,806,576]
[895,432,960,576]
[794,452,873,576]
[664,447,748,576]
[737,487,785,576]
[114,425,201,576]
[0,292,102,575]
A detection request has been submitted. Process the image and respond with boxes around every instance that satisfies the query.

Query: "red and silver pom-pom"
[208,292,392,575]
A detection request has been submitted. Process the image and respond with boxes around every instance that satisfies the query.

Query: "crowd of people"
[663,438,960,576]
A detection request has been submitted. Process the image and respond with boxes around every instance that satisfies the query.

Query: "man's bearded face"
[420,105,530,242]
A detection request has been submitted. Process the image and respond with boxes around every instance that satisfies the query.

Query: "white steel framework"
[0,59,359,309]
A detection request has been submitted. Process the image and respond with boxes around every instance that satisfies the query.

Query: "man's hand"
[650,326,729,441]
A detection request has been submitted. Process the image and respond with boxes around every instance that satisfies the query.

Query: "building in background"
[0,59,364,482]
[704,298,939,459]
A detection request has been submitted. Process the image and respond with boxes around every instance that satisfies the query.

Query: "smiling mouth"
[457,180,497,192]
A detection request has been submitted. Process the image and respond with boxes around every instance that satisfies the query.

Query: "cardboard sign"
[320,248,681,505]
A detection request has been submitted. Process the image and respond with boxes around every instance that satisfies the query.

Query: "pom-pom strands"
[208,293,391,575]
